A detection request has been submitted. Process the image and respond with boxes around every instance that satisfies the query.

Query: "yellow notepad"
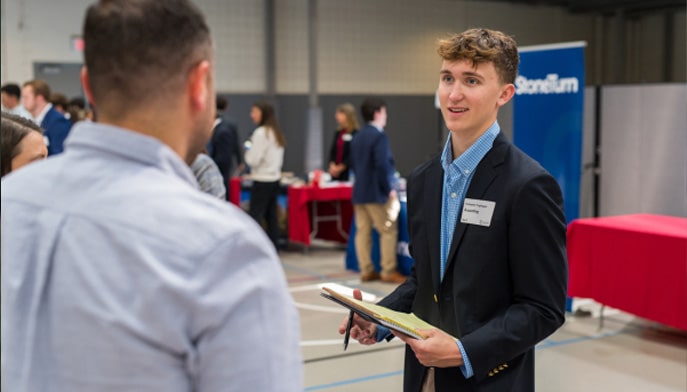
[321,286,446,340]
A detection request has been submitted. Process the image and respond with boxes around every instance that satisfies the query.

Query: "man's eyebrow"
[461,71,484,79]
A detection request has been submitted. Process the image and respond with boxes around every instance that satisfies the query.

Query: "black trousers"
[248,180,281,249]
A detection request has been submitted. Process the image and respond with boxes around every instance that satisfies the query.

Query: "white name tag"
[342,133,353,141]
[460,198,495,227]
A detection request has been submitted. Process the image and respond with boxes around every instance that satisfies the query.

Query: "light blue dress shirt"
[439,121,499,379]
[1,122,303,391]
[376,122,499,379]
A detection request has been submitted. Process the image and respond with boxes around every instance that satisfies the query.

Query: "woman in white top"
[244,100,286,249]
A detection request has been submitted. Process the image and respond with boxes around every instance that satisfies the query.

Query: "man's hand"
[337,289,378,345]
[328,162,344,178]
[392,328,464,368]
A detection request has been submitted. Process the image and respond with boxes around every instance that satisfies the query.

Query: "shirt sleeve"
[456,339,474,378]
[244,127,267,168]
[191,224,303,391]
[376,327,473,379]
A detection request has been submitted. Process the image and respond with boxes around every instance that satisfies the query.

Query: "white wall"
[600,84,687,217]
[1,0,683,94]
[0,0,595,94]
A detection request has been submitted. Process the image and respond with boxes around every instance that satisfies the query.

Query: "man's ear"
[497,83,516,107]
[80,66,96,109]
[187,60,211,113]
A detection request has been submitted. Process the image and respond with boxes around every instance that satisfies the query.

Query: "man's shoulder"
[409,155,440,179]
[43,107,71,129]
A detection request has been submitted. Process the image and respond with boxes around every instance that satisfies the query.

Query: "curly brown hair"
[437,28,519,84]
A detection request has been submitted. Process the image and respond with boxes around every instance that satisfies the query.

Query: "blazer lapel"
[424,158,444,293]
[444,134,508,272]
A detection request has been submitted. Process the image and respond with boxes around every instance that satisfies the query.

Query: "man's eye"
[441,75,454,82]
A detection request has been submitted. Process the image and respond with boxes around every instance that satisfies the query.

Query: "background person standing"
[349,97,405,284]
[244,100,286,249]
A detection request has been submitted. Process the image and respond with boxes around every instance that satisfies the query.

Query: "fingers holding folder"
[336,289,378,346]
[391,328,465,368]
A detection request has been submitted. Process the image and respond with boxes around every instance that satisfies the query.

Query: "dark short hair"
[68,97,86,110]
[50,93,69,109]
[360,97,386,123]
[216,96,228,112]
[437,28,519,84]
[1,112,44,177]
[1,83,21,98]
[83,0,212,116]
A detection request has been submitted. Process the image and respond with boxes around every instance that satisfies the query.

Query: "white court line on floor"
[296,302,349,313]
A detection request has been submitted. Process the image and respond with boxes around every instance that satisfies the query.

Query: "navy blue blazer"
[349,124,396,204]
[208,118,242,191]
[378,132,567,392]
[41,107,72,155]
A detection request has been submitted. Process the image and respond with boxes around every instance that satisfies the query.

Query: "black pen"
[343,310,354,351]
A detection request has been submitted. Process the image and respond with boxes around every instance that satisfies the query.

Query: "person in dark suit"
[340,28,567,392]
[207,95,243,200]
[327,102,359,181]
[21,80,73,155]
[349,97,406,284]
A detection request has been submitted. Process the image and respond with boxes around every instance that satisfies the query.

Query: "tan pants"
[353,194,400,276]
[422,367,435,392]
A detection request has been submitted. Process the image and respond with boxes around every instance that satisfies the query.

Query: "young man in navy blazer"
[341,28,567,392]
[349,97,406,284]
[21,80,72,155]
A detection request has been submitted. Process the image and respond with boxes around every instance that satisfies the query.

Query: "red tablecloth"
[567,214,687,330]
[228,177,242,206]
[287,184,353,246]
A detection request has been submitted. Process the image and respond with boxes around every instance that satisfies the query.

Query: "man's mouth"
[448,107,468,113]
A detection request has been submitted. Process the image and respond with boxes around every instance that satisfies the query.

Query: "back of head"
[360,97,386,123]
[216,95,228,114]
[68,97,86,110]
[437,28,519,84]
[50,93,69,111]
[83,0,212,118]
[1,83,21,99]
[1,112,44,177]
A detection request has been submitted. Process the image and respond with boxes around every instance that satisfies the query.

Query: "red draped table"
[567,214,687,331]
[287,184,353,247]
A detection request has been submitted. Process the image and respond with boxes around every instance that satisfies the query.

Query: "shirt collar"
[64,121,198,187]
[440,121,500,174]
[35,103,53,125]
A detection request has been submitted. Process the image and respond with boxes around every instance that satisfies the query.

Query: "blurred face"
[250,106,262,125]
[21,85,38,115]
[335,110,347,128]
[12,131,48,172]
[1,92,18,109]
[438,59,513,138]
[374,106,387,128]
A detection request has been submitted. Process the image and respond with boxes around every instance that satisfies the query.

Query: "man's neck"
[450,120,496,158]
[369,120,384,130]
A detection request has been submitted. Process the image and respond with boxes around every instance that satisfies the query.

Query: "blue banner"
[513,42,585,225]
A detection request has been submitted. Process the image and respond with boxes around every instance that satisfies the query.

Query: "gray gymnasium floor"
[279,244,687,392]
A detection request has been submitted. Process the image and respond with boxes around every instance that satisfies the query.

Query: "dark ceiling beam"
[567,0,687,14]
[470,0,686,14]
